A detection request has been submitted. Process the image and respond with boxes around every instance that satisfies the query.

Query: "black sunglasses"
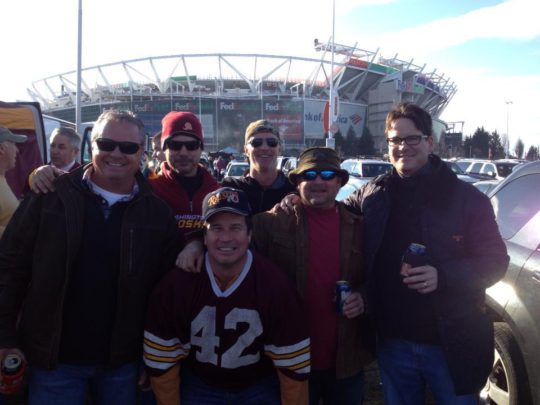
[248,138,280,148]
[166,140,201,151]
[301,170,338,181]
[95,138,141,155]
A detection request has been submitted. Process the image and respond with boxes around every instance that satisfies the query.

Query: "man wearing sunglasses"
[221,119,295,213]
[252,147,374,405]
[149,111,219,249]
[176,119,296,271]
[341,103,508,403]
[0,110,179,403]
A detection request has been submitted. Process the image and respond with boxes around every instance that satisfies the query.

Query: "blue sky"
[1,0,539,152]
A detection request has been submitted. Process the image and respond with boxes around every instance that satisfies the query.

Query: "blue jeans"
[309,368,364,405]
[181,370,280,405]
[28,362,138,405]
[377,338,477,405]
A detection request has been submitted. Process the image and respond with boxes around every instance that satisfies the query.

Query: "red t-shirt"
[304,204,341,370]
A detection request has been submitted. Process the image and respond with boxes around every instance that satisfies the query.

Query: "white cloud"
[354,0,540,59]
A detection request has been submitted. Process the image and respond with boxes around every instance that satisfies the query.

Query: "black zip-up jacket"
[0,165,178,369]
[344,155,509,395]
[221,171,296,214]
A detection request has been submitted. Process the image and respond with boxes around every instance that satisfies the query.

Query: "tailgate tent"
[0,101,46,199]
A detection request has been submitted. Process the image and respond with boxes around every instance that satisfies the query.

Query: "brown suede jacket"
[252,202,375,379]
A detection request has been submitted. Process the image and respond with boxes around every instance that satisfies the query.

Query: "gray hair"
[91,110,145,144]
[51,127,81,149]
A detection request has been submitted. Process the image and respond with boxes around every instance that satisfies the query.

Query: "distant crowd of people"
[0,103,509,405]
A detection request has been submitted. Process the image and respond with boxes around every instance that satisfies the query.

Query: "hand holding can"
[0,353,26,395]
[335,281,352,315]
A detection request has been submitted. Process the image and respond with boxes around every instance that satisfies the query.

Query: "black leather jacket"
[0,165,178,369]
[344,155,509,394]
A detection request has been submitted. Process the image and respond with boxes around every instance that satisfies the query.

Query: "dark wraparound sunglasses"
[95,138,141,155]
[248,138,279,148]
[301,170,338,181]
[165,140,201,151]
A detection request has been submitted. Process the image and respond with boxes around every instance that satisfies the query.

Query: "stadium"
[29,40,456,154]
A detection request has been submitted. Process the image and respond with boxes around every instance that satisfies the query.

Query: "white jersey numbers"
[190,306,263,369]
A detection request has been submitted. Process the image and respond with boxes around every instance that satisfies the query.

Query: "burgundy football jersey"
[144,250,310,390]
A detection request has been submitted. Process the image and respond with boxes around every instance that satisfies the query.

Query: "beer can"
[402,243,427,268]
[335,281,352,315]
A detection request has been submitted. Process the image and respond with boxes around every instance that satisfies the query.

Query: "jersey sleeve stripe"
[144,344,189,359]
[143,337,185,352]
[270,352,310,370]
[265,345,309,360]
[144,352,186,363]
[143,330,181,347]
[264,338,310,355]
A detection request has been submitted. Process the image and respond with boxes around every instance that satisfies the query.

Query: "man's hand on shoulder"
[176,239,204,273]
[272,193,300,214]
[29,165,63,194]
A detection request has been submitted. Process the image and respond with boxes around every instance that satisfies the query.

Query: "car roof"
[487,160,540,196]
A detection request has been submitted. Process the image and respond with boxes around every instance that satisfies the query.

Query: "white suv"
[465,159,520,181]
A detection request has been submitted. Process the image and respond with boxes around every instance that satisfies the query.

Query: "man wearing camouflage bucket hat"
[144,188,311,405]
[253,147,374,405]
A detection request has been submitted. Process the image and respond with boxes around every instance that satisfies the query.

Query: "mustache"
[308,185,328,192]
[173,157,195,164]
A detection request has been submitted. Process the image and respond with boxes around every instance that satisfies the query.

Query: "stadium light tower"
[324,0,336,149]
[505,100,512,158]
[76,0,82,135]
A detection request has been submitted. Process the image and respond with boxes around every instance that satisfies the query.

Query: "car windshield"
[227,164,248,177]
[444,161,466,175]
[496,163,518,178]
[361,163,392,177]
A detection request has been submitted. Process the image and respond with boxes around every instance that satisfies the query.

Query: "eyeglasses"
[386,135,428,146]
[95,138,141,155]
[301,170,338,181]
[165,140,201,151]
[247,137,280,148]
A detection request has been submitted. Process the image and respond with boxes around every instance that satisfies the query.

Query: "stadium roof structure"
[29,41,456,119]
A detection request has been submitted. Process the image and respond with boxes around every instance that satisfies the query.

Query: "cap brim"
[203,207,249,221]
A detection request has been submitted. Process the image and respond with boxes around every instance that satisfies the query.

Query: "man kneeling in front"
[143,187,311,405]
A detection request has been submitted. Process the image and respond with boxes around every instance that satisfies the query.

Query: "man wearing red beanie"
[150,111,218,248]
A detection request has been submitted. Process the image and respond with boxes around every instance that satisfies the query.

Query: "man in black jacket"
[0,110,178,403]
[221,119,295,214]
[344,103,508,403]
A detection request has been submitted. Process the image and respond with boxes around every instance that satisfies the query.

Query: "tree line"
[459,127,539,160]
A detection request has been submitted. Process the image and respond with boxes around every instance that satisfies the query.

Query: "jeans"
[309,368,364,405]
[181,370,280,405]
[28,362,138,405]
[377,338,477,405]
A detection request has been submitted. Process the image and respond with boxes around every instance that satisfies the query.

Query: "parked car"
[282,157,298,175]
[442,160,479,183]
[336,177,370,201]
[465,159,520,181]
[473,179,500,195]
[479,160,540,405]
[223,161,249,179]
[277,156,291,171]
[341,159,392,178]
